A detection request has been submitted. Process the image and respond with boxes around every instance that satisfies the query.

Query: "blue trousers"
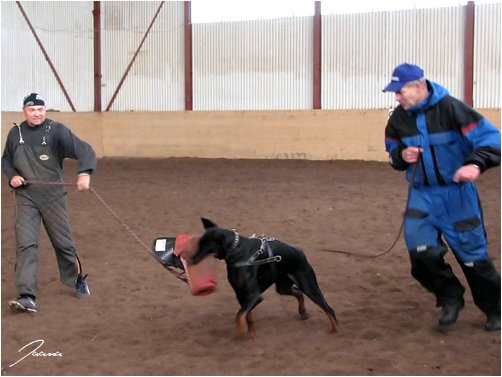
[404,182,500,314]
[405,182,486,263]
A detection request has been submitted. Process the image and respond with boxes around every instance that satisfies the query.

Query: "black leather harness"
[232,231,282,268]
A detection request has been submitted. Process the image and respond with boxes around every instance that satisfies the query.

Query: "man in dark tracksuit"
[383,63,501,331]
[2,93,97,313]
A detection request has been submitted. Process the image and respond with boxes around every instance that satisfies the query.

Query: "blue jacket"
[385,81,500,185]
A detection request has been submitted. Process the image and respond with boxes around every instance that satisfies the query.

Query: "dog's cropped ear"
[201,217,218,229]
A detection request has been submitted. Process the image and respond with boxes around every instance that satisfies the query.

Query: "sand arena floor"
[2,158,500,375]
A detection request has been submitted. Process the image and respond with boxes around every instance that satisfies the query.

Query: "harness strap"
[14,120,53,146]
[234,238,282,268]
[14,123,25,145]
[42,120,53,146]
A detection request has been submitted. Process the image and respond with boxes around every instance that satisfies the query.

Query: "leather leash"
[320,161,419,258]
[17,180,188,283]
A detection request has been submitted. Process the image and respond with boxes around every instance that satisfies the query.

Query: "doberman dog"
[190,218,340,338]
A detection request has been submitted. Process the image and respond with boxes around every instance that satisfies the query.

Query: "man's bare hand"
[10,175,25,188]
[453,164,481,183]
[402,147,423,163]
[76,174,91,191]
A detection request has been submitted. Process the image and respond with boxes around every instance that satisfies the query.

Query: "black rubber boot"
[438,297,465,327]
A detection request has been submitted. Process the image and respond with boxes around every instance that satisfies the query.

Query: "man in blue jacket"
[383,63,500,331]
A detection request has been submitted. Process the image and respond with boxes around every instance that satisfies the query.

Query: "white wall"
[1,2,500,112]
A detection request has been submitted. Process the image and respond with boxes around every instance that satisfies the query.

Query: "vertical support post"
[313,1,322,110]
[93,1,102,112]
[464,1,475,107]
[184,1,193,111]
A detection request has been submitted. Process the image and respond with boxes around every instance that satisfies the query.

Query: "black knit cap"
[23,93,45,108]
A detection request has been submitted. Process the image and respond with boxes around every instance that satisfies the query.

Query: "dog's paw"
[232,329,250,340]
[233,320,248,339]
[298,311,310,321]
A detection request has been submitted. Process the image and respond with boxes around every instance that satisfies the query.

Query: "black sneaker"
[438,298,465,327]
[485,314,501,331]
[76,274,90,298]
[9,296,38,313]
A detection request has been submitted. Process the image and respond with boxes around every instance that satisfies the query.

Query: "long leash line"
[22,162,416,264]
[19,180,187,283]
[320,162,419,258]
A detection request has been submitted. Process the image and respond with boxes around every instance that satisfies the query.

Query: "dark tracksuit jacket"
[2,118,97,298]
[384,81,501,313]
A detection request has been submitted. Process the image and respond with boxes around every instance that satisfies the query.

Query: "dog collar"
[231,229,240,249]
